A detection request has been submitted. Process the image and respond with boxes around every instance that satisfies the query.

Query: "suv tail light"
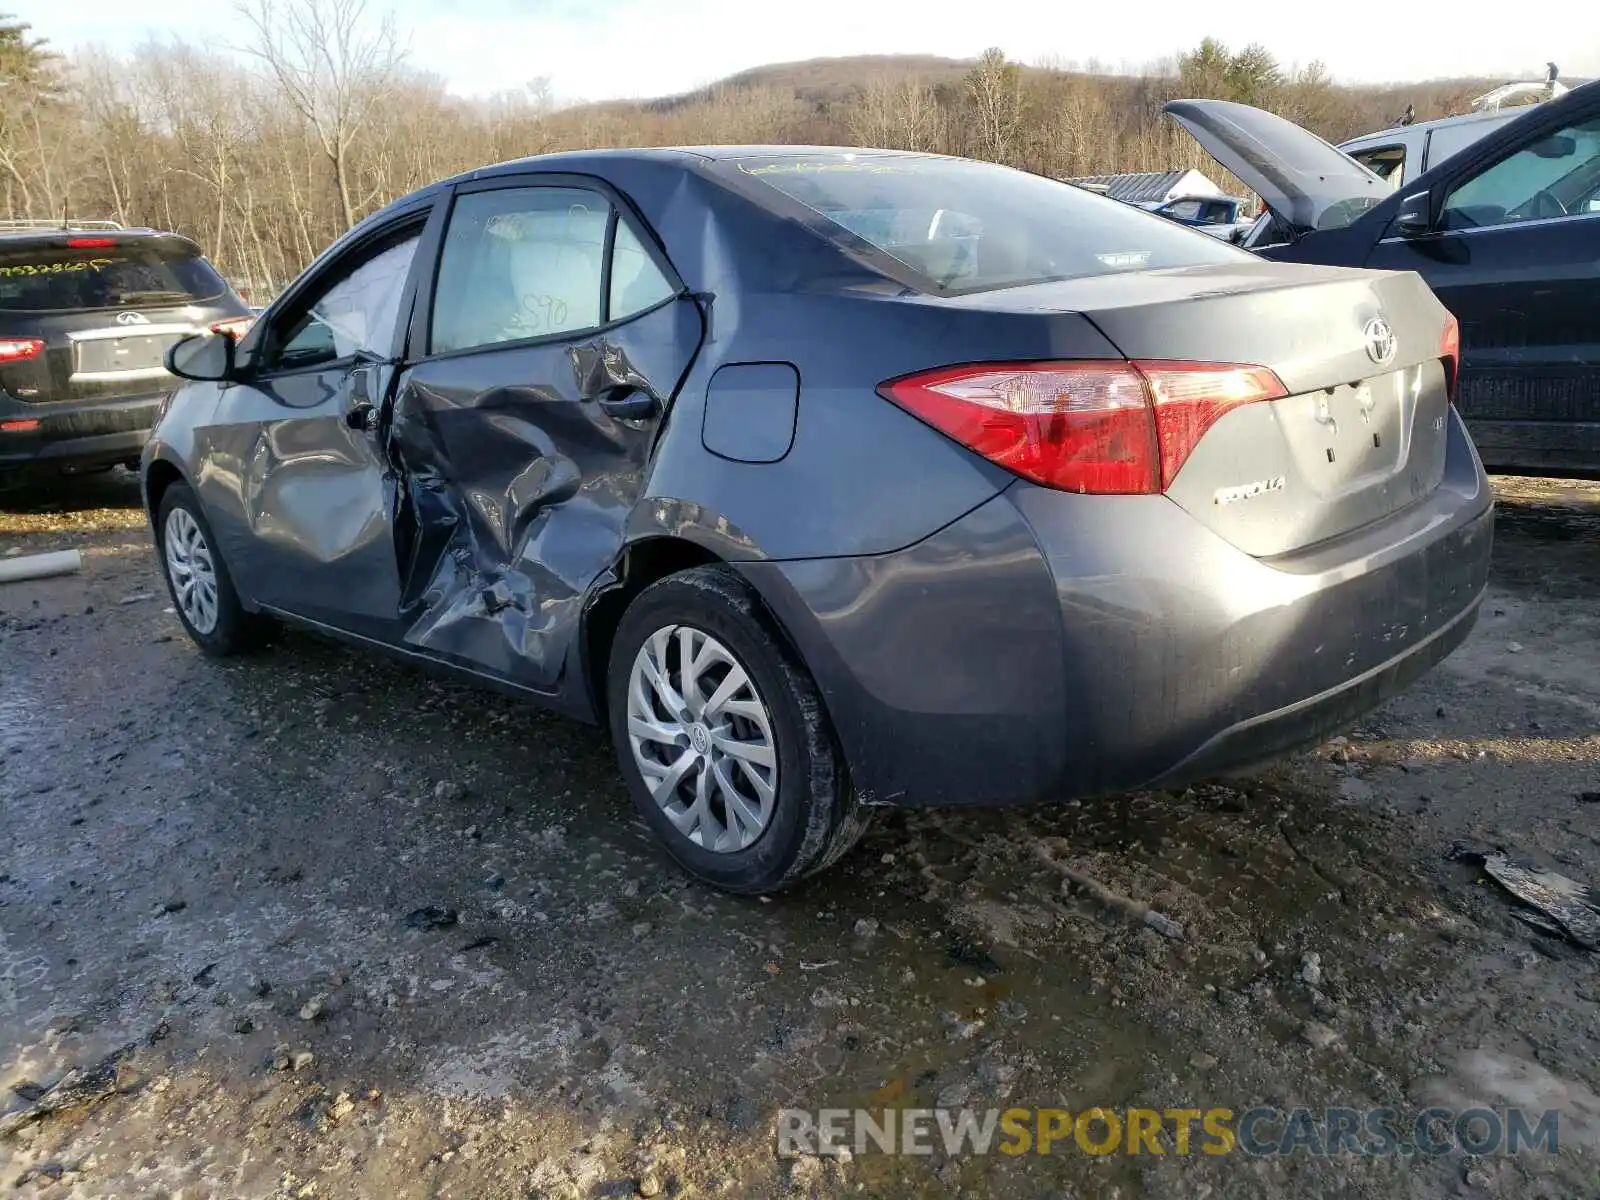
[1439,312,1460,402]
[879,360,1287,494]
[0,337,45,364]
[210,316,254,339]
[67,237,117,249]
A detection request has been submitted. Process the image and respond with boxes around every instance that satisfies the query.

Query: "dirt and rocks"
[1,468,1598,1199]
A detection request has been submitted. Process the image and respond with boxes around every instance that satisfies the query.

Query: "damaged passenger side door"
[387,175,700,698]
[205,208,437,636]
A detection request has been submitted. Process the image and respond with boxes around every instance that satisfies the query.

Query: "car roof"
[1340,107,1518,150]
[454,144,933,180]
[357,144,947,227]
[0,226,192,244]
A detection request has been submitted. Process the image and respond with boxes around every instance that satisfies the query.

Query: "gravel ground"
[1,468,1597,1199]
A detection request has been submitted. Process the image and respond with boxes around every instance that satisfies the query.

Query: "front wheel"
[607,565,868,894]
[155,481,273,656]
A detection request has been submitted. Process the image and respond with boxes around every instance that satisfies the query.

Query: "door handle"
[346,362,380,432]
[345,401,378,432]
[596,385,659,421]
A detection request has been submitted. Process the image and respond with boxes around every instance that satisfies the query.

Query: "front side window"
[269,231,421,371]
[726,153,1249,294]
[1441,118,1600,229]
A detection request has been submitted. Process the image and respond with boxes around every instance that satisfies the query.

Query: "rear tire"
[606,564,869,894]
[155,481,273,656]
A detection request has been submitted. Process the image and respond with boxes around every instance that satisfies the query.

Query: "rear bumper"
[744,409,1493,807]
[0,392,162,479]
[1143,593,1479,787]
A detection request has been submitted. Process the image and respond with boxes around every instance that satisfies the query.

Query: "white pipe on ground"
[0,549,83,584]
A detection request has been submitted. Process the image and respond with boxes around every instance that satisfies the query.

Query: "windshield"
[0,242,227,312]
[726,154,1252,294]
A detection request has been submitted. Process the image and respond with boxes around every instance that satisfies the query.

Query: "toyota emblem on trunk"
[1363,317,1396,366]
[116,311,150,325]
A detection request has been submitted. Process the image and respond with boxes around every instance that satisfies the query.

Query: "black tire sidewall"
[607,566,846,894]
[154,481,255,656]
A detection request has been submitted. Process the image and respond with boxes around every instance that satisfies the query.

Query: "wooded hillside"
[0,3,1514,298]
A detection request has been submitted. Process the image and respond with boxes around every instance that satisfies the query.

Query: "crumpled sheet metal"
[1448,841,1600,950]
[384,331,683,698]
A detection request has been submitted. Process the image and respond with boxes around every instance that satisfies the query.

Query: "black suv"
[0,220,251,489]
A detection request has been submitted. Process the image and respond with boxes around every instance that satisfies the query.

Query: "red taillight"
[1439,312,1460,402]
[1,419,40,432]
[879,359,1288,495]
[0,337,45,363]
[1141,362,1288,488]
[67,236,116,249]
[210,316,254,339]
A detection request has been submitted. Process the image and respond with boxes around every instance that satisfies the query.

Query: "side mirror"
[165,331,235,382]
[1391,191,1432,238]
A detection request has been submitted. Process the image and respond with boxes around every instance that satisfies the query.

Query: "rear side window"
[725,154,1249,294]
[1348,145,1406,189]
[432,189,600,354]
[0,242,227,312]
[430,187,678,355]
[1424,119,1503,171]
[609,220,676,322]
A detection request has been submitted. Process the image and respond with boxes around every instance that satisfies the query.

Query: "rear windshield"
[726,154,1251,293]
[0,242,227,312]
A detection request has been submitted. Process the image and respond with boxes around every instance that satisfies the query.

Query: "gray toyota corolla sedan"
[142,146,1494,893]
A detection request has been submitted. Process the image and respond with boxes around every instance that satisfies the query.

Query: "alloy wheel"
[626,624,779,852]
[163,506,219,635]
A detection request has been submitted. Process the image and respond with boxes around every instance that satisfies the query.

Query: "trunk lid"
[1163,98,1391,238]
[946,261,1455,556]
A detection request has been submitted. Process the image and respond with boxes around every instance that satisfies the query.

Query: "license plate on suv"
[72,329,186,379]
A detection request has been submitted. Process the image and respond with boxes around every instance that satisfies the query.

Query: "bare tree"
[5,30,1476,295]
[964,48,1022,164]
[849,76,941,151]
[236,0,403,230]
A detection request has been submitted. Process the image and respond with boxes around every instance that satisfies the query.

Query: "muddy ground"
[1,469,1597,1199]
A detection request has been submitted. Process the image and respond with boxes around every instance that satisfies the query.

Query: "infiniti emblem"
[115,311,150,326]
[1363,316,1396,366]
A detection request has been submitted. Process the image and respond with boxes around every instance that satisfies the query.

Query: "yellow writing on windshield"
[0,258,115,277]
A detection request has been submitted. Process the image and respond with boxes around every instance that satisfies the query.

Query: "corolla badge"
[1214,475,1286,506]
[116,311,150,326]
[1363,316,1396,366]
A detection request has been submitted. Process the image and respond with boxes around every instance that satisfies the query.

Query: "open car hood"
[1163,99,1390,237]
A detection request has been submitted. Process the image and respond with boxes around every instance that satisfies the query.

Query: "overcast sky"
[19,0,1598,104]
